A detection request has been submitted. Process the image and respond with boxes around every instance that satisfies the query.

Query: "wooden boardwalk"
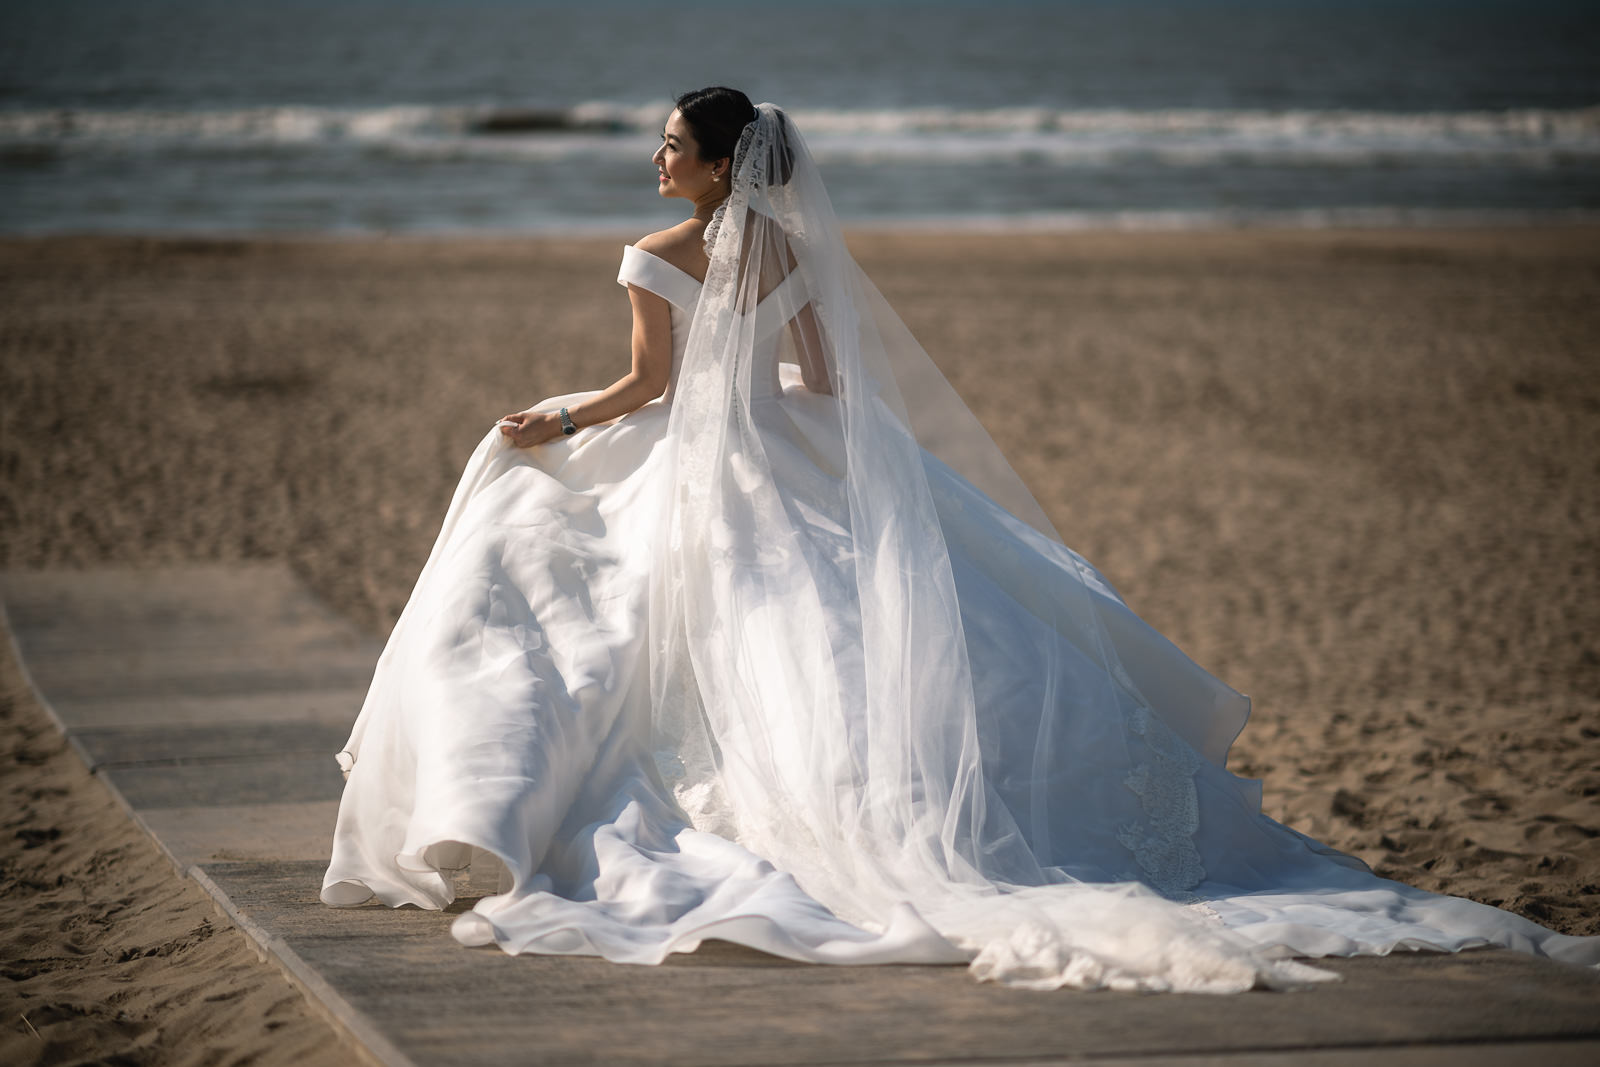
[4,564,1598,1067]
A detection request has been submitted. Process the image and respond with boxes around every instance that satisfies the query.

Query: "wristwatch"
[559,407,577,435]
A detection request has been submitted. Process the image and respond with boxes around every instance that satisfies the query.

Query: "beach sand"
[0,617,357,1065]
[2,227,1597,1058]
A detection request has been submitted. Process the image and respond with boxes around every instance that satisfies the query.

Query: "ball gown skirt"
[320,246,1598,991]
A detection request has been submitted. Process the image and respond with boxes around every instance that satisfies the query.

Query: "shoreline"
[7,211,1600,243]
[1,224,1596,1061]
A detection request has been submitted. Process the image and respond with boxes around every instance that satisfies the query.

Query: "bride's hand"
[497,410,561,448]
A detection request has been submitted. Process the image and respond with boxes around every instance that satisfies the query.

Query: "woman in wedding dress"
[321,87,1598,992]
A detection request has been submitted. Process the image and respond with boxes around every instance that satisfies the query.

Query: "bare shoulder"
[635,220,710,283]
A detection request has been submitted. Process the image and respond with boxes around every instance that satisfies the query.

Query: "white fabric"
[321,105,1600,991]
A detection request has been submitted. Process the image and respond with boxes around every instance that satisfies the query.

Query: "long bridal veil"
[644,103,1338,992]
[324,100,1593,990]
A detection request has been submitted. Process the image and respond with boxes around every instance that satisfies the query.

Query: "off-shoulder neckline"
[622,243,808,322]
[624,244,706,287]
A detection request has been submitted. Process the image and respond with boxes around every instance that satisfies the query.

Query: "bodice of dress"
[617,244,809,403]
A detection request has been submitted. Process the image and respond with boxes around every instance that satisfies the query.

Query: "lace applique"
[673,776,741,842]
[970,921,1118,992]
[928,483,1209,898]
[1045,553,1208,898]
[1116,706,1206,897]
[701,199,730,255]
[702,121,761,255]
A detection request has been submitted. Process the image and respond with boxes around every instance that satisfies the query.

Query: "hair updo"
[674,87,756,166]
[674,86,794,187]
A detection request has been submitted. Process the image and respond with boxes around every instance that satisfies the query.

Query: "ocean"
[2,0,1597,234]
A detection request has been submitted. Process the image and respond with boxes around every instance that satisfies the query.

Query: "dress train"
[321,245,1598,991]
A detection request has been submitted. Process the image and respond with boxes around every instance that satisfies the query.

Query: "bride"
[321,87,1597,992]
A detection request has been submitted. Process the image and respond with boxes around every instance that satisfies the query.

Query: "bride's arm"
[789,303,833,396]
[781,243,832,396]
[500,285,674,446]
[569,284,675,425]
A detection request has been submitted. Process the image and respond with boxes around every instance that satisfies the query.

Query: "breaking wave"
[3,101,1597,168]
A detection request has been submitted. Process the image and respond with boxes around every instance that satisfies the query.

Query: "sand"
[1,227,1597,1057]
[0,617,357,1064]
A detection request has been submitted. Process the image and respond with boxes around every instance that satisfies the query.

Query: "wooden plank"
[0,564,365,643]
[202,859,1600,1067]
[140,802,339,866]
[45,687,367,729]
[18,649,375,701]
[102,752,346,808]
[7,564,1600,1067]
[73,720,352,769]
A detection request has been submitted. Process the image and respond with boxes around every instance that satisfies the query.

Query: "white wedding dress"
[322,107,1597,992]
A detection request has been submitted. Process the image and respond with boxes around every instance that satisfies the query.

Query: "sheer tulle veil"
[645,102,1335,991]
[318,101,1594,990]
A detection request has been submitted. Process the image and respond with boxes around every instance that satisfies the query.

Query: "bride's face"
[652,109,722,201]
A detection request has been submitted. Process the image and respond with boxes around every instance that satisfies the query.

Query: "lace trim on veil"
[702,121,762,255]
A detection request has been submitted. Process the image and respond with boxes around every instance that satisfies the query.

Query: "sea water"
[1,0,1596,234]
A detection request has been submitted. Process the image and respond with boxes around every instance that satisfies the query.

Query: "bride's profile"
[320,86,1598,992]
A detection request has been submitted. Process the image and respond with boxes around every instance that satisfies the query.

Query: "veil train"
[322,103,1600,991]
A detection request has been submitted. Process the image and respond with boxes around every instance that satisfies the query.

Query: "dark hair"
[673,86,756,166]
[674,86,794,186]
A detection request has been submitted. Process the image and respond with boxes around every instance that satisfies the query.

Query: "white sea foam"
[846,206,1600,233]
[3,102,1596,168]
[5,101,1597,234]
[0,105,463,144]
